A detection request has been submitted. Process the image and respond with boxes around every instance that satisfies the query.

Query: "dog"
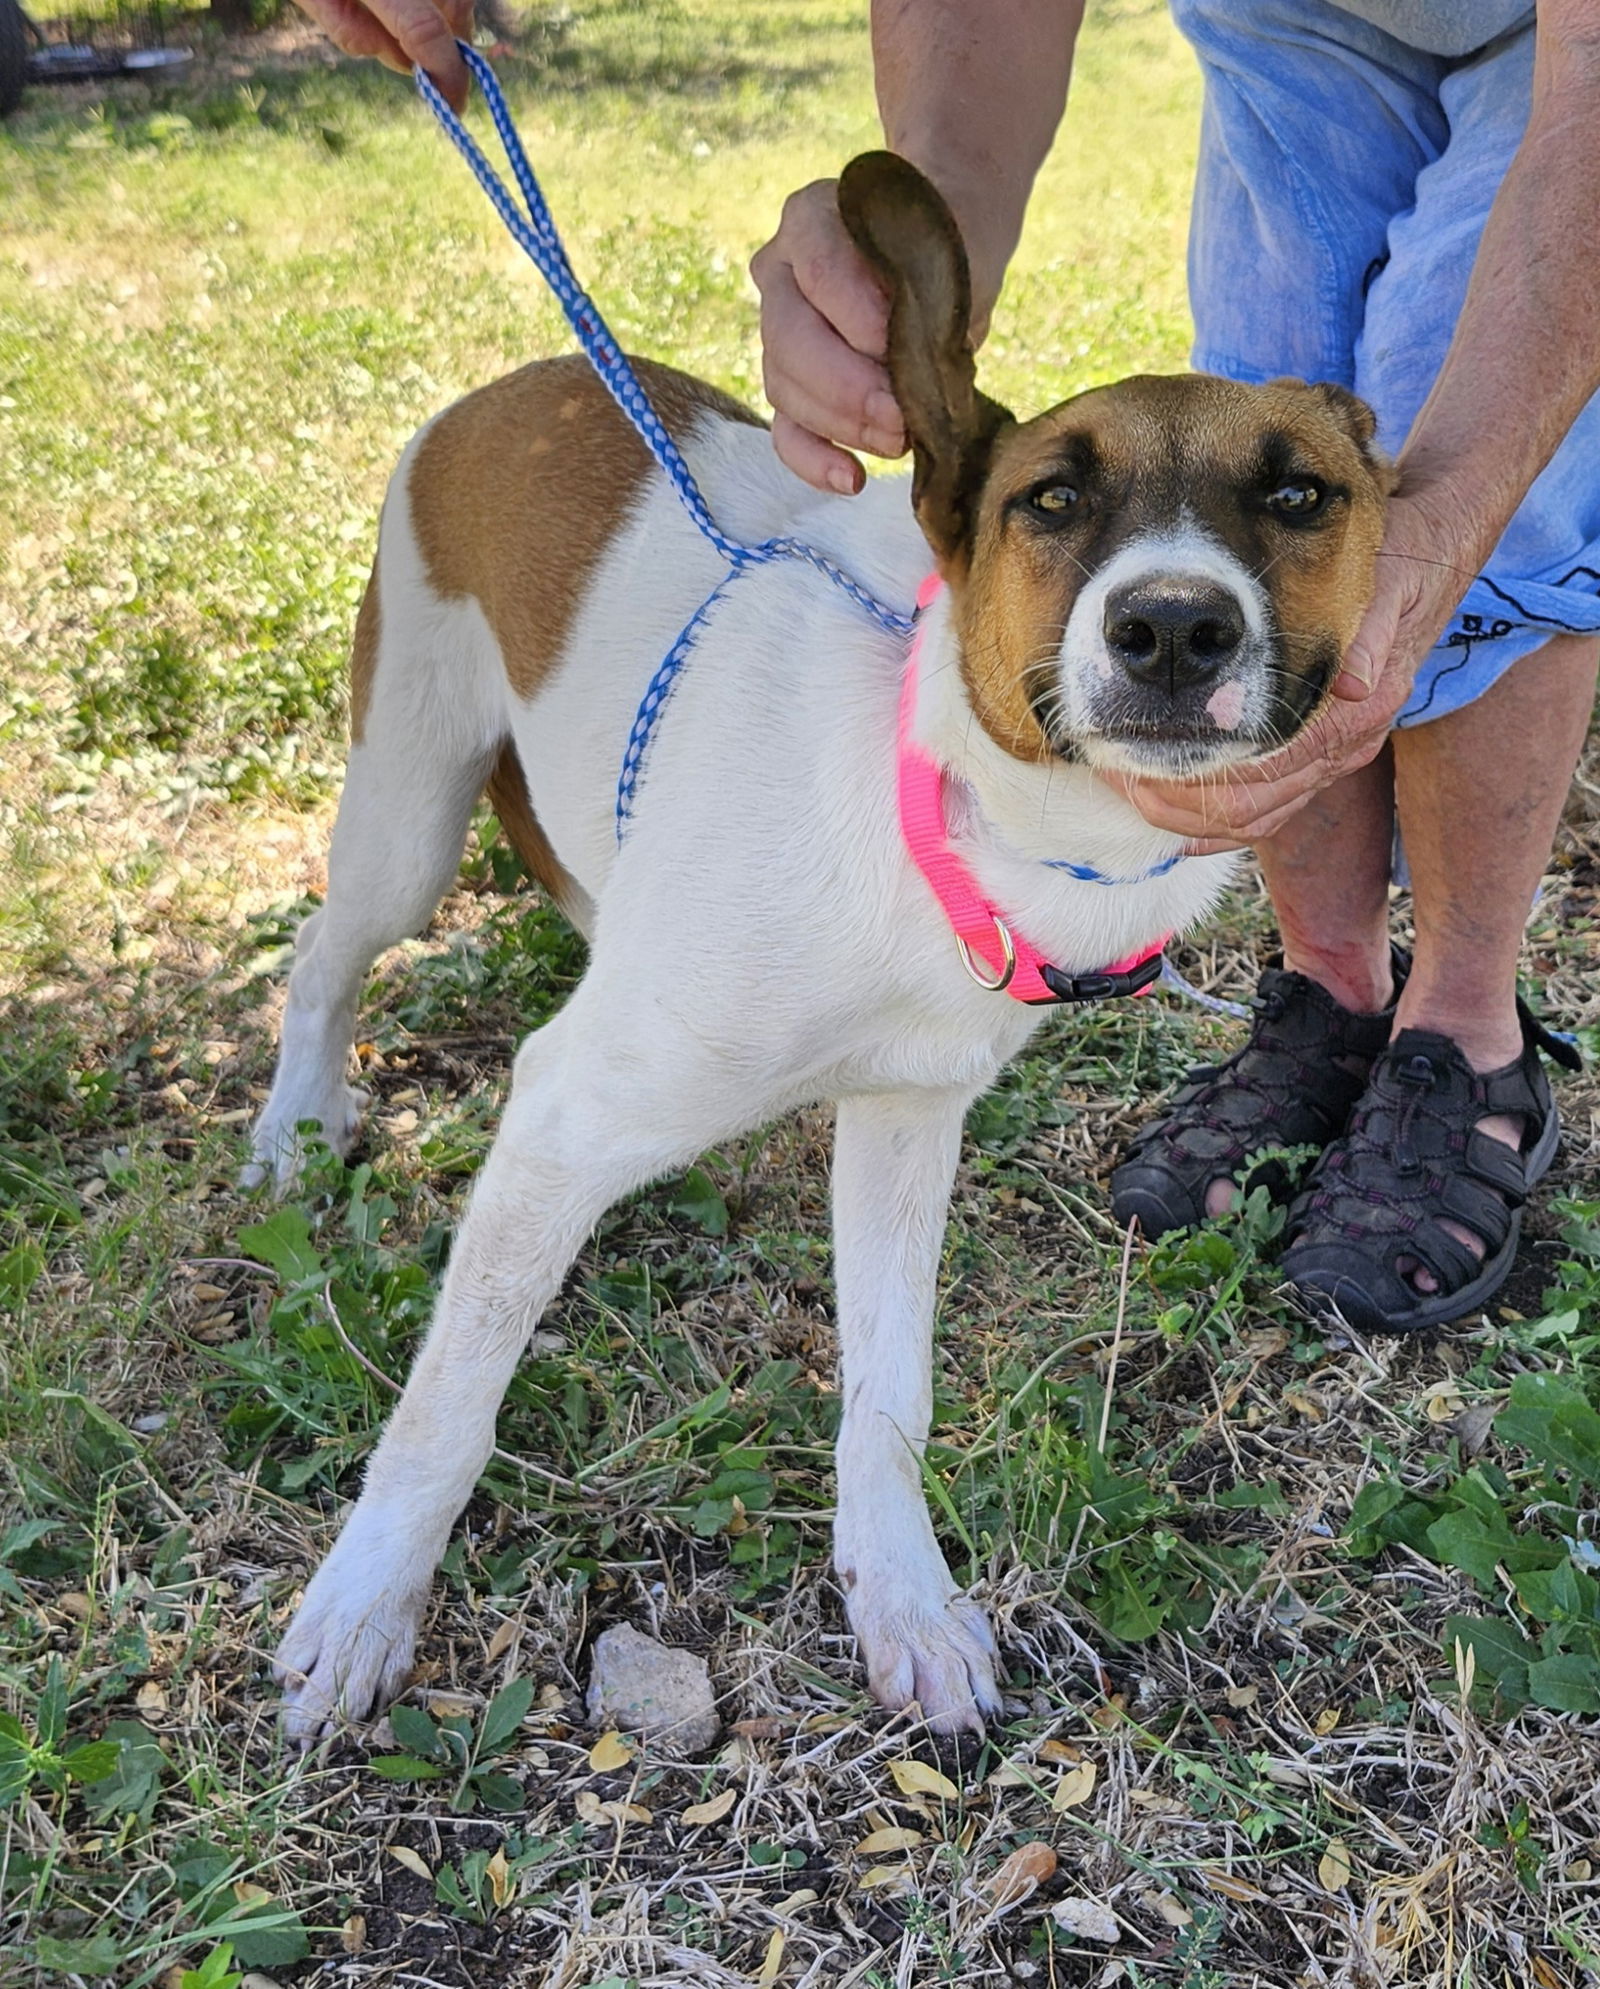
[259,151,1391,1740]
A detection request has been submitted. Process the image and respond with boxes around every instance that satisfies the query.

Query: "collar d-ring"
[955,916,1017,993]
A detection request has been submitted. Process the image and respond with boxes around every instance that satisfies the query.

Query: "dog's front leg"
[831,1088,1002,1735]
[274,1015,714,1743]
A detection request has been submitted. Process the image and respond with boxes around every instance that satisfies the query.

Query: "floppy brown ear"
[837,150,1013,570]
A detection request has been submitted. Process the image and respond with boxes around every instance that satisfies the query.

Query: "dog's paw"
[273,1539,429,1746]
[845,1578,1002,1736]
[243,1085,368,1193]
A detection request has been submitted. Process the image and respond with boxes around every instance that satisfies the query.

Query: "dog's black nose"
[1103,577,1245,693]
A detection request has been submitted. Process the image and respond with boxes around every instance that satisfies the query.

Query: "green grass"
[5,5,1600,1986]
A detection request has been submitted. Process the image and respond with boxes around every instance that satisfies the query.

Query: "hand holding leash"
[290,0,472,106]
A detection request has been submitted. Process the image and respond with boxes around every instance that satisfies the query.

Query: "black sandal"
[1110,948,1410,1241]
[1281,1001,1580,1336]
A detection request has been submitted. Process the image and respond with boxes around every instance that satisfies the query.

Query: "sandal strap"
[1111,947,1409,1237]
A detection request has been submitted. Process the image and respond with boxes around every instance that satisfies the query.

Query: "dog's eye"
[1266,480,1326,518]
[1030,483,1080,516]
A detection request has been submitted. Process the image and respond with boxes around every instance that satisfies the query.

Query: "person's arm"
[752,0,1082,493]
[1118,0,1600,847]
[290,0,473,108]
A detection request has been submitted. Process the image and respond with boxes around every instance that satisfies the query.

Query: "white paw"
[243,1084,367,1193]
[273,1531,431,1745]
[843,1570,1002,1735]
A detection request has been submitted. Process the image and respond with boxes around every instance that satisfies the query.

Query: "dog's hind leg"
[246,579,499,1190]
[274,1006,746,1742]
[830,1087,1003,1735]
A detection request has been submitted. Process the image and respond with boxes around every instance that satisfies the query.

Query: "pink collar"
[898,574,1168,1006]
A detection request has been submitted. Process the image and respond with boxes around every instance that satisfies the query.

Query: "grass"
[4,3,1600,1985]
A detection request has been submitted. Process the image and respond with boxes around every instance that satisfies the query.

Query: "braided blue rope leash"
[416,44,915,835]
[414,46,1191,897]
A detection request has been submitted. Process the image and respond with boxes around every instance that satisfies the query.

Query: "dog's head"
[838,152,1394,777]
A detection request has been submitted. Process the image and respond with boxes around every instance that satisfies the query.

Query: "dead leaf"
[681,1787,738,1827]
[486,1619,519,1662]
[987,1761,1032,1788]
[889,1758,959,1802]
[537,1682,565,1711]
[756,1928,784,1988]
[1198,1869,1267,1903]
[1564,1859,1593,1883]
[1089,1694,1127,1728]
[486,1845,511,1909]
[426,1691,474,1719]
[855,1826,922,1855]
[1151,1892,1192,1928]
[985,1841,1057,1905]
[1318,1839,1353,1893]
[1531,1959,1568,1989]
[1243,1326,1290,1360]
[1051,1897,1120,1944]
[389,1846,432,1881]
[773,1888,819,1914]
[1039,1738,1082,1764]
[1421,1379,1467,1423]
[340,1915,366,1956]
[732,1716,789,1739]
[588,1729,634,1773]
[1051,1761,1098,1811]
[1282,1386,1324,1422]
[575,1789,609,1826]
[1314,1707,1340,1736]
[135,1679,167,1717]
[1225,1683,1258,1710]
[232,1881,270,1907]
[858,1864,914,1892]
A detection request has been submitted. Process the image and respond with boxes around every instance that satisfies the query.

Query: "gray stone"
[585,1624,720,1754]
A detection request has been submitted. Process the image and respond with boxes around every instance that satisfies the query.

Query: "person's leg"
[1395,634,1600,1071]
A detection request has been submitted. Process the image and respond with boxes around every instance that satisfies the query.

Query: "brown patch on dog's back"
[408,353,763,701]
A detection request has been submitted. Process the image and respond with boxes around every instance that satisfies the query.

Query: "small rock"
[1051,1897,1121,1945]
[585,1624,719,1753]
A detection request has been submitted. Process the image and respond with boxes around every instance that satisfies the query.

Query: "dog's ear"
[837,151,1013,570]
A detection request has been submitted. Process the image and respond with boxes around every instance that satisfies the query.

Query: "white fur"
[260,410,1237,1741]
[1056,518,1275,773]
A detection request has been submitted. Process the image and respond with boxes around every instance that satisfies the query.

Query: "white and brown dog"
[261,153,1390,1739]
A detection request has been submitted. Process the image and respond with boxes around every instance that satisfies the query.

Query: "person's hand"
[751,179,907,495]
[1109,486,1474,849]
[291,0,474,109]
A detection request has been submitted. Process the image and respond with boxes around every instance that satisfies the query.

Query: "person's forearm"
[872,0,1083,332]
[1394,30,1600,567]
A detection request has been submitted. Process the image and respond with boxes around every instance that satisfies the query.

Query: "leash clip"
[955,917,1017,993]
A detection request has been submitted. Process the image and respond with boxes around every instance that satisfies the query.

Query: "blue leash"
[414,45,1191,896]
[415,44,914,839]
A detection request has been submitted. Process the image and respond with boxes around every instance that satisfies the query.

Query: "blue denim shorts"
[1172,0,1600,726]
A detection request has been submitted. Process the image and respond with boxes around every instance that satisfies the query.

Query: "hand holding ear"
[751,181,909,495]
[289,0,474,108]
[1108,484,1474,848]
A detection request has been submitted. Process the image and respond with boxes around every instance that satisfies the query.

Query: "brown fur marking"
[408,352,763,703]
[349,559,382,745]
[483,739,583,921]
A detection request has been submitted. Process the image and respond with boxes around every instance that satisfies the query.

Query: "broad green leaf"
[477,1676,534,1756]
[470,1769,526,1812]
[388,1702,443,1758]
[667,1167,729,1237]
[62,1740,121,1783]
[1443,1614,1538,1684]
[222,1908,311,1969]
[238,1207,324,1287]
[32,1934,123,1977]
[1426,1509,1514,1588]
[1526,1653,1600,1714]
[38,1657,67,1751]
[1496,1373,1600,1488]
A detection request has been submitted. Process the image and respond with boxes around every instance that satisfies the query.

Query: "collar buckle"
[1036,953,1165,1005]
